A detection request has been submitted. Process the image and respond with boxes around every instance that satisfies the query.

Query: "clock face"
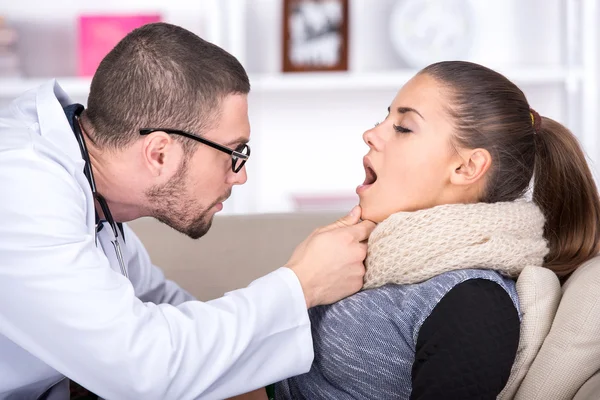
[389,0,474,68]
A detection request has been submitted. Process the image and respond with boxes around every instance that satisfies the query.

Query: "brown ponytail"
[421,61,600,279]
[533,117,600,278]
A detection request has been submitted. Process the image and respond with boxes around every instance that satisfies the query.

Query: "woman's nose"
[363,127,382,150]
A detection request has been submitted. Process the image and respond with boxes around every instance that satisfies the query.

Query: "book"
[77,14,161,77]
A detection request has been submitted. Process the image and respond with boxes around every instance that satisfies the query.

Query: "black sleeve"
[410,279,520,400]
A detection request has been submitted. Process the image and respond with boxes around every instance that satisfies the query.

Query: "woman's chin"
[359,205,384,224]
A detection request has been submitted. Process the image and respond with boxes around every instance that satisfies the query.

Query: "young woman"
[241,61,600,399]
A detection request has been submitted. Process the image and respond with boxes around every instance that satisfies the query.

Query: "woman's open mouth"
[356,156,378,195]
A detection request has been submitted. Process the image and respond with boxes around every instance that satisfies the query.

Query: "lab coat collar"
[35,79,82,163]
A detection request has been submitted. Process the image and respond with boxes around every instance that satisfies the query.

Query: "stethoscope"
[71,108,128,278]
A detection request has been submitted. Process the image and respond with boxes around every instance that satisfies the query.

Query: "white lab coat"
[0,80,313,400]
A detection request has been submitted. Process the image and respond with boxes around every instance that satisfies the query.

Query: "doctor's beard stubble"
[145,156,230,240]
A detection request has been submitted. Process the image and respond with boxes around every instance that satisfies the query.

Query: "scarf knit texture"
[363,201,549,289]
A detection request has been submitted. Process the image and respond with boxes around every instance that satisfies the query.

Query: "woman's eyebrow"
[387,106,425,120]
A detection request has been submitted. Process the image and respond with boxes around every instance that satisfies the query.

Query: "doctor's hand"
[286,205,376,308]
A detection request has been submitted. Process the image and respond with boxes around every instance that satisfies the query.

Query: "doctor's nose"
[228,166,247,186]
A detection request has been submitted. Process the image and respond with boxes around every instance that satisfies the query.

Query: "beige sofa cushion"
[128,213,341,301]
[574,372,600,400]
[515,256,600,400]
[499,266,562,399]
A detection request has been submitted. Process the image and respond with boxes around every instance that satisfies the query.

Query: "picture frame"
[282,0,349,72]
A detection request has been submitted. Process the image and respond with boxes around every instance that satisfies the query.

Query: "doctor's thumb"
[335,205,362,228]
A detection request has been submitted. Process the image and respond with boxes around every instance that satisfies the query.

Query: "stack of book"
[0,16,20,77]
[78,14,161,77]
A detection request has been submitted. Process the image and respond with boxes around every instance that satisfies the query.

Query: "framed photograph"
[282,0,349,72]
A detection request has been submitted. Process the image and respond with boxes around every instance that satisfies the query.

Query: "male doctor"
[0,23,375,399]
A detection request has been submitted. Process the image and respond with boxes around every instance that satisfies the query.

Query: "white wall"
[0,0,597,214]
[241,0,570,213]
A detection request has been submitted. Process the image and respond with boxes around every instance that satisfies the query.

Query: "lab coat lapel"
[35,79,83,165]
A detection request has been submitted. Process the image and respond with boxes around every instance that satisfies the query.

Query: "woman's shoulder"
[416,268,517,291]
[406,269,519,338]
[357,268,516,309]
[411,278,521,398]
[310,269,519,342]
[317,268,516,311]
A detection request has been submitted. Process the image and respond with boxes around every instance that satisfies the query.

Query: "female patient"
[241,61,600,399]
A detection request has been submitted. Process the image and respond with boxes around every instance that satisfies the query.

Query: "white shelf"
[0,77,92,99]
[251,67,583,92]
[251,71,415,92]
[0,67,585,100]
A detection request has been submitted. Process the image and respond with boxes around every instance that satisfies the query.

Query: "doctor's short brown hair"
[81,22,250,155]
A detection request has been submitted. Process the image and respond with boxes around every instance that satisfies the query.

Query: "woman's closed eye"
[374,122,412,134]
[393,124,412,134]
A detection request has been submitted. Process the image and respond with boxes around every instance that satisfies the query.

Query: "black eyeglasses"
[140,128,250,173]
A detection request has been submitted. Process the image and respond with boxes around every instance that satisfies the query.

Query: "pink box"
[78,14,161,77]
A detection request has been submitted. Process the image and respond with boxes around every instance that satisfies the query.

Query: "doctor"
[0,22,375,400]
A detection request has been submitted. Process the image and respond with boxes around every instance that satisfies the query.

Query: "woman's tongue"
[366,167,377,185]
[357,168,377,193]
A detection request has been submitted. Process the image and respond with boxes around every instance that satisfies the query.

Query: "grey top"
[275,269,520,399]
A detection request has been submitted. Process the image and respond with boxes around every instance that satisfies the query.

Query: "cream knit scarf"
[363,201,549,290]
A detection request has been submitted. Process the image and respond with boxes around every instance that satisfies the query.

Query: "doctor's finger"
[317,206,362,234]
[347,220,376,242]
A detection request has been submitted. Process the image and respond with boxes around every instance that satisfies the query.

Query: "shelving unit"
[0,77,90,100]
[0,0,598,215]
[0,66,587,100]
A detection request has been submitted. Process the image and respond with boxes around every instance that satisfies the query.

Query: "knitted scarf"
[363,201,549,290]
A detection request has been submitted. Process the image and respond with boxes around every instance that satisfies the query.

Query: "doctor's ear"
[450,148,492,186]
[141,131,179,175]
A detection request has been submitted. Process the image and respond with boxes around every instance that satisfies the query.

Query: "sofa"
[128,213,600,399]
[128,213,341,302]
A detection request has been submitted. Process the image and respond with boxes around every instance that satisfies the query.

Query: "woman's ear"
[451,148,492,186]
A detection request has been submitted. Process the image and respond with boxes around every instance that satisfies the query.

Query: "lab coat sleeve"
[123,224,197,306]
[0,146,313,400]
